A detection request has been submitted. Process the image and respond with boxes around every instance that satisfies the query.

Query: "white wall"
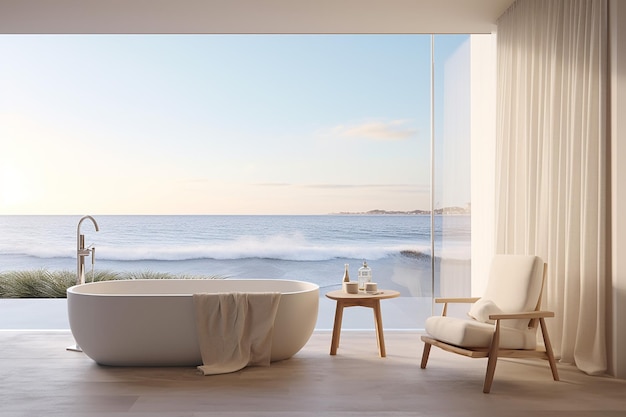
[609,0,626,380]
[470,34,497,296]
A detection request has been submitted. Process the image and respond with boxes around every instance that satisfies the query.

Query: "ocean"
[0,214,471,297]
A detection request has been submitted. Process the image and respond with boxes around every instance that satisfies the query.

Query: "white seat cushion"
[425,315,537,350]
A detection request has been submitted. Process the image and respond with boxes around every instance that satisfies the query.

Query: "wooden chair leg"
[484,353,499,393]
[483,320,501,393]
[540,318,560,381]
[420,342,432,369]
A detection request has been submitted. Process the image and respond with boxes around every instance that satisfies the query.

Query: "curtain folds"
[495,0,608,375]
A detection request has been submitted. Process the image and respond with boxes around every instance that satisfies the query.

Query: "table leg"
[330,300,345,355]
[372,300,386,357]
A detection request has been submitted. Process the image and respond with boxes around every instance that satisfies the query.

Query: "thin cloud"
[180,178,211,184]
[255,183,292,187]
[331,119,417,141]
[303,183,425,190]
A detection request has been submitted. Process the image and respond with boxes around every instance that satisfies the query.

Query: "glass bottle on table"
[358,260,371,292]
[341,263,350,292]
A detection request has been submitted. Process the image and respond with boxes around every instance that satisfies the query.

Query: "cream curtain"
[495,0,608,375]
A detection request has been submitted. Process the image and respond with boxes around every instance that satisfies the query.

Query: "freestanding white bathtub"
[67,279,319,366]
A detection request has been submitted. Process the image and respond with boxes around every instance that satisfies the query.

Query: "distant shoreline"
[333,207,471,215]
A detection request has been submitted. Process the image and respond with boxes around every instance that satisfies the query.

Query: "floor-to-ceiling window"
[0,34,474,330]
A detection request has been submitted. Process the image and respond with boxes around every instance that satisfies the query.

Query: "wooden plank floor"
[1,330,625,416]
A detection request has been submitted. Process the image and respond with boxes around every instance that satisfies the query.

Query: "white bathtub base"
[67,279,319,366]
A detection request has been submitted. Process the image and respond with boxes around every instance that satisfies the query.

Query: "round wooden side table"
[325,289,400,357]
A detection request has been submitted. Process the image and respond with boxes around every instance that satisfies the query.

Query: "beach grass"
[0,269,224,298]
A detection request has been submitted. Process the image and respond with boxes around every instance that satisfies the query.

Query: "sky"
[0,34,468,215]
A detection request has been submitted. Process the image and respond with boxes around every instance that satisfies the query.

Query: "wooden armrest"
[489,310,555,320]
[434,297,480,304]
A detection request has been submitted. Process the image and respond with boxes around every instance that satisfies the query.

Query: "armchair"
[420,255,559,393]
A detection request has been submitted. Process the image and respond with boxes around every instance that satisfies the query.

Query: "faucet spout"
[77,215,99,285]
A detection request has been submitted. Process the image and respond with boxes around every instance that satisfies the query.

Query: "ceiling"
[0,0,515,34]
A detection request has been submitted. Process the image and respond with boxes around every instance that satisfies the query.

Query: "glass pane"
[432,35,472,317]
[0,34,434,330]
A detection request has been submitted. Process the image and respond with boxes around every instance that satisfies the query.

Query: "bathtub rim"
[67,278,320,297]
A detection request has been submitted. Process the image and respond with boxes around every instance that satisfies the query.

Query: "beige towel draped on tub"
[192,292,282,375]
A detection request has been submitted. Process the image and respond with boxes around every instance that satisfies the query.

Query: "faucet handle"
[91,247,96,265]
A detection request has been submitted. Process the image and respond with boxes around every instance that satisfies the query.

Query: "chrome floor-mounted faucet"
[68,215,100,352]
[76,215,99,285]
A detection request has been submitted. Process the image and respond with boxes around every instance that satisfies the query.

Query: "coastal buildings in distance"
[336,204,471,215]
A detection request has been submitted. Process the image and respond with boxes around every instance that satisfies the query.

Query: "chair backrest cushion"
[481,255,544,330]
